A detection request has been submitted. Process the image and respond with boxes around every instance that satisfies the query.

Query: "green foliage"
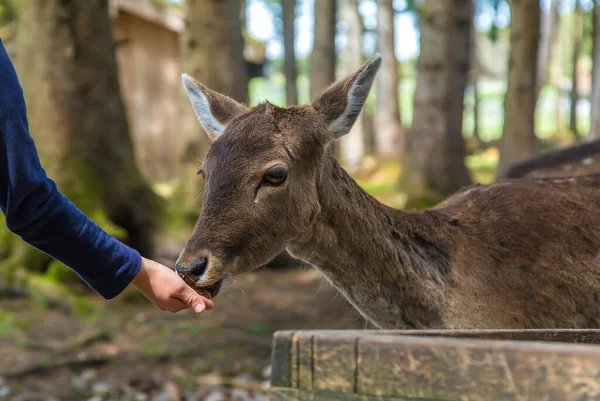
[404,194,444,210]
[248,321,274,333]
[45,260,79,284]
[0,310,27,335]
[28,273,94,316]
[0,0,19,27]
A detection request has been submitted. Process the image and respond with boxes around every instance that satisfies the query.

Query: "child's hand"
[131,257,215,314]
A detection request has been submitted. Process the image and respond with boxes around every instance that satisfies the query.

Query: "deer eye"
[263,168,287,186]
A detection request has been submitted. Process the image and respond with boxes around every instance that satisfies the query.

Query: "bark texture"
[338,0,365,169]
[180,0,248,159]
[375,0,403,160]
[282,0,298,106]
[569,0,582,137]
[310,0,337,99]
[15,0,163,258]
[496,0,541,179]
[399,0,473,205]
[536,0,560,94]
[590,0,600,138]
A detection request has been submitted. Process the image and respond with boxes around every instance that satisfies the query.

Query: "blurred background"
[1,0,599,400]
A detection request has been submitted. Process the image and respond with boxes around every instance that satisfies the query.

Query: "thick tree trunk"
[310,0,337,158]
[180,0,248,157]
[536,0,560,95]
[282,0,298,106]
[570,0,582,137]
[338,0,364,170]
[15,0,163,259]
[375,0,403,161]
[496,0,540,179]
[399,0,472,205]
[183,0,247,104]
[178,0,248,205]
[310,0,336,99]
[590,0,600,139]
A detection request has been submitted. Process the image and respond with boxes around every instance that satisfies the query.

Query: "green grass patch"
[0,310,27,335]
[248,321,274,334]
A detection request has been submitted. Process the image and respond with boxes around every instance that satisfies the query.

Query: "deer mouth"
[179,274,224,299]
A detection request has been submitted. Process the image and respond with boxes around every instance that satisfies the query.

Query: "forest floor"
[0,250,368,401]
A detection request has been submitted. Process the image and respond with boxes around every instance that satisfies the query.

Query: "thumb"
[178,285,206,313]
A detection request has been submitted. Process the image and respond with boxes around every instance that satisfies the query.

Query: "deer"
[175,53,600,330]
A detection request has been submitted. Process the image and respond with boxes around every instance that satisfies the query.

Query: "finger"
[177,286,210,314]
[164,298,192,313]
[204,298,215,310]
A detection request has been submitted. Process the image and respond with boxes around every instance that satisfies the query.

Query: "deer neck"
[287,155,454,329]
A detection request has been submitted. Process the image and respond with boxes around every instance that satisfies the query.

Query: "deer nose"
[175,257,208,282]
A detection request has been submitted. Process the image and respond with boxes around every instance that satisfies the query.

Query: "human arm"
[0,39,212,313]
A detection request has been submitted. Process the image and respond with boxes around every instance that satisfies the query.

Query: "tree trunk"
[310,0,337,158]
[180,0,247,151]
[240,0,247,32]
[338,0,364,170]
[591,0,600,139]
[282,0,298,107]
[182,0,247,103]
[15,0,163,260]
[472,71,481,144]
[178,0,248,204]
[470,11,481,146]
[496,0,540,179]
[536,0,560,95]
[375,0,403,161]
[398,0,472,205]
[310,0,336,99]
[570,0,582,137]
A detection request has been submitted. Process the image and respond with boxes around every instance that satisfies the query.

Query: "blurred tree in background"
[179,0,248,167]
[591,0,600,138]
[398,0,473,206]
[282,0,298,106]
[495,0,540,178]
[0,0,18,25]
[309,0,336,100]
[338,0,366,170]
[375,0,403,161]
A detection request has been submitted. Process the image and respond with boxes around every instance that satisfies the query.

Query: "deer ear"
[311,53,382,138]
[181,74,248,141]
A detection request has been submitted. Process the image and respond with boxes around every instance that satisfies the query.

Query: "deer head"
[175,54,382,298]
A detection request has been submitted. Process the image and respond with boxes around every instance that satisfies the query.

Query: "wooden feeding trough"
[269,329,600,400]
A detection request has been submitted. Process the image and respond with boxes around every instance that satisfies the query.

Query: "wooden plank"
[313,334,357,393]
[272,331,295,388]
[271,330,600,400]
[276,329,600,344]
[269,387,426,401]
[290,332,299,388]
[357,334,600,400]
[295,332,314,390]
[376,329,600,344]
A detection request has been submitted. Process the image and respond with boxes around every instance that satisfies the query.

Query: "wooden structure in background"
[110,0,265,182]
[270,329,600,400]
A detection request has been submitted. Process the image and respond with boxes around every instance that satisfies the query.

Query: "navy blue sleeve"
[0,39,142,299]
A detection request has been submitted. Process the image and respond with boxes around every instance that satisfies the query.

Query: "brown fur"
[177,55,600,329]
[503,138,600,179]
